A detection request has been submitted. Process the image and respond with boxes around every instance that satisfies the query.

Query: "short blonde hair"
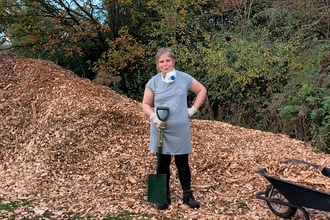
[155,48,176,72]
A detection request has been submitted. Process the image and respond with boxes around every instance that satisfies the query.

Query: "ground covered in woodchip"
[1,51,330,219]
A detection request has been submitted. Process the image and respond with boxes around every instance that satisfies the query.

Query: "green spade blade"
[147,173,167,203]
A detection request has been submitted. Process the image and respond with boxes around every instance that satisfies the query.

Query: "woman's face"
[157,54,174,75]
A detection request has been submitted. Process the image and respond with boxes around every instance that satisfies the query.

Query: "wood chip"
[1,51,330,219]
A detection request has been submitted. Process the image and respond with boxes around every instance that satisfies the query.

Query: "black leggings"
[158,154,191,191]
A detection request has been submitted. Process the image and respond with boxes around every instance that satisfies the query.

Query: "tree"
[1,0,113,77]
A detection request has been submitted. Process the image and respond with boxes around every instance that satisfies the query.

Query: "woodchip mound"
[1,51,329,219]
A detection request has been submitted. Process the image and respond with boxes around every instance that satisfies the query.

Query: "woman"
[142,48,207,210]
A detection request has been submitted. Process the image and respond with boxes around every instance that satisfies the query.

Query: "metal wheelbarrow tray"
[256,158,330,220]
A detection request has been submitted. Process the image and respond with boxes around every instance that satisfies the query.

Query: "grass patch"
[0,198,171,219]
[0,197,33,219]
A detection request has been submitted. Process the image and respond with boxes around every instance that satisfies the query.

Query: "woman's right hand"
[150,113,166,130]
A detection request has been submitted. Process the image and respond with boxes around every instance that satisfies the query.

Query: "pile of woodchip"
[1,51,330,219]
[266,160,330,193]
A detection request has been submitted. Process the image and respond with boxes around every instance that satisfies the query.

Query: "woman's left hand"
[188,106,197,118]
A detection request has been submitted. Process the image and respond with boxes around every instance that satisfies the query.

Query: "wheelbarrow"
[255,158,330,220]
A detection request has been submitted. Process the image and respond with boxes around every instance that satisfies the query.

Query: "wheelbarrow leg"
[298,207,310,220]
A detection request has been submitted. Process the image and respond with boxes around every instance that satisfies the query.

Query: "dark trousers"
[158,154,191,191]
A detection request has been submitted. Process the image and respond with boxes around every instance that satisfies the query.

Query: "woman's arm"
[189,79,207,110]
[142,87,155,117]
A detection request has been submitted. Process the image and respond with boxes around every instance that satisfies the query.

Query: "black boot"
[183,190,200,209]
[157,191,171,210]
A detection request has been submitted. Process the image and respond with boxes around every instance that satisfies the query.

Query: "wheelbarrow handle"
[156,106,170,121]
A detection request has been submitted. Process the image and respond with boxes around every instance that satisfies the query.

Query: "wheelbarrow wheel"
[265,185,297,218]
